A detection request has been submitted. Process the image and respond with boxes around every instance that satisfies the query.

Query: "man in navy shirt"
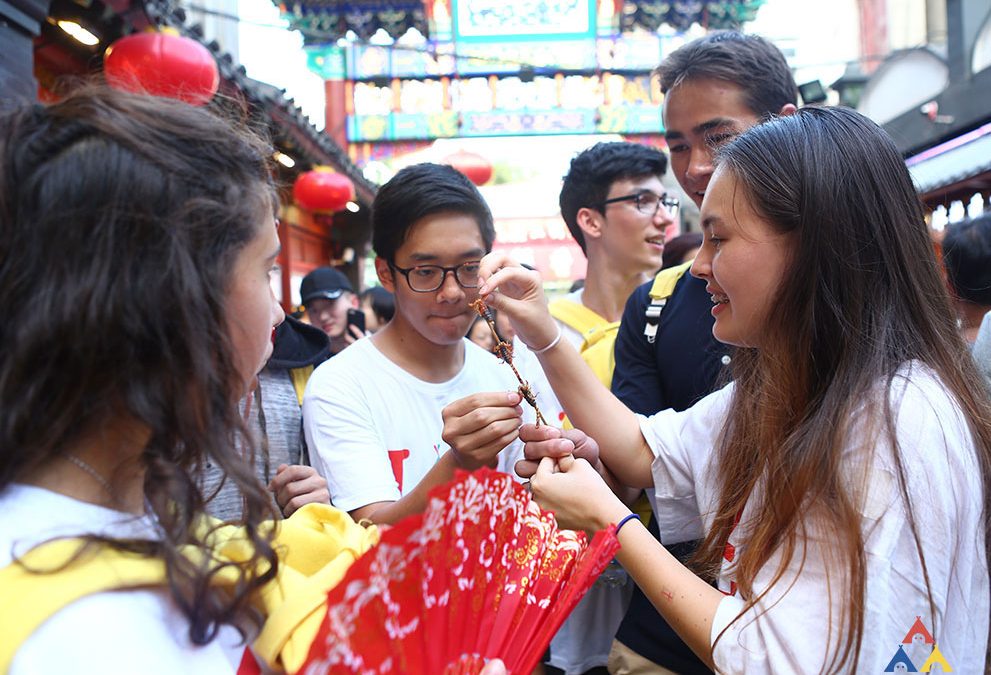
[608,32,797,674]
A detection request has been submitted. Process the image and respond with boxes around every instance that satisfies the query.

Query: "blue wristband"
[614,513,640,535]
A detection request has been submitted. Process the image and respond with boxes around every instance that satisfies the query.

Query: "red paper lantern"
[443,150,493,186]
[104,28,219,106]
[293,167,355,214]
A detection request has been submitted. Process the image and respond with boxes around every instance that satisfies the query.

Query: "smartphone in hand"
[346,307,366,335]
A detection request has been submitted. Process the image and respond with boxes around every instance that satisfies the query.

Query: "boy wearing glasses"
[507,141,674,675]
[302,163,528,526]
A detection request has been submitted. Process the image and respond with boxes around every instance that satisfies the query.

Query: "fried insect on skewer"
[470,298,547,426]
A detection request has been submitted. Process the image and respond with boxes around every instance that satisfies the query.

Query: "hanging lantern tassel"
[293,167,355,214]
[104,28,220,106]
[442,149,493,186]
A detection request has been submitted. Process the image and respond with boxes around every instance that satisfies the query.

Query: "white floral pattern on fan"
[301,468,620,675]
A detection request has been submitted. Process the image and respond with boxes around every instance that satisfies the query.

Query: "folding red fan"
[299,468,621,675]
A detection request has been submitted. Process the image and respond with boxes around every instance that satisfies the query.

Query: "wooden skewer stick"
[470,299,547,426]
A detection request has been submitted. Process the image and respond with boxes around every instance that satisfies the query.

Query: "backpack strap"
[0,539,167,673]
[644,261,693,344]
[576,328,620,388]
[289,364,315,407]
[548,298,608,343]
[0,504,379,675]
[548,298,618,383]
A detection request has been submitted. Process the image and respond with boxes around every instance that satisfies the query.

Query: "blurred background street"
[7,0,990,305]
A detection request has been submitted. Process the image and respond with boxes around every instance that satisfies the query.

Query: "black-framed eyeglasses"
[390,260,482,293]
[594,191,680,219]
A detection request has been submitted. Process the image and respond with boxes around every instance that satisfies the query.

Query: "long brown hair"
[0,86,280,643]
[693,107,991,670]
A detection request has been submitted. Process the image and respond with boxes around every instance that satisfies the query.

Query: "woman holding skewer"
[479,106,991,673]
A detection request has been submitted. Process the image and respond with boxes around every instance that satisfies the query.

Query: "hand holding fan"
[299,468,620,674]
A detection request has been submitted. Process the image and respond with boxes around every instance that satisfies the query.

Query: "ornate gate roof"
[274,0,765,44]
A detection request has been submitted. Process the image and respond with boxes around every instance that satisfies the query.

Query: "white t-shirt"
[303,337,528,513]
[0,485,245,674]
[513,289,634,675]
[639,363,989,673]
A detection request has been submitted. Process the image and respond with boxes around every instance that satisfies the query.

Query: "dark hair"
[467,308,508,344]
[656,31,798,117]
[695,107,991,670]
[559,142,668,253]
[943,212,991,306]
[468,314,490,341]
[0,86,279,643]
[661,232,703,269]
[361,285,395,323]
[371,162,495,263]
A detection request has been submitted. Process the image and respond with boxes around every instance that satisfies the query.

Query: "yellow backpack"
[547,266,691,524]
[546,261,693,389]
[548,299,619,389]
[548,297,650,521]
[0,503,378,674]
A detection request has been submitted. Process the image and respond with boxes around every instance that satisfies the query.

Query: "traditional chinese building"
[3,0,376,308]
[270,0,765,284]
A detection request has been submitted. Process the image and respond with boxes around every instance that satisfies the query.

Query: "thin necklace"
[64,453,114,496]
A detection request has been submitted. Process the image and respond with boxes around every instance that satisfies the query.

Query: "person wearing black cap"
[299,266,364,356]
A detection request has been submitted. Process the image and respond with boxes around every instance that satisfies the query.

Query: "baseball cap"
[300,266,354,305]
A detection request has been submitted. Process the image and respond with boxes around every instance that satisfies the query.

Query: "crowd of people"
[2,28,991,675]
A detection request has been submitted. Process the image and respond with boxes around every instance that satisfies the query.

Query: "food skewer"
[470,298,547,426]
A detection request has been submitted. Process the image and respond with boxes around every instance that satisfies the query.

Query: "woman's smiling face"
[690,166,795,348]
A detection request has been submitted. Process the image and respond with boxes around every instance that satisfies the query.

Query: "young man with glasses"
[302,163,528,525]
[508,141,674,675]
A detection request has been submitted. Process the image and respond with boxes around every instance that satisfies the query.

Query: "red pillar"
[324,78,348,148]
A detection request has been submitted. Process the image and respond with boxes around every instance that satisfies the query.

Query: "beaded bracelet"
[614,512,641,535]
[526,324,563,355]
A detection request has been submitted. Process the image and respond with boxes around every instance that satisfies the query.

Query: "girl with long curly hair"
[0,86,286,671]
